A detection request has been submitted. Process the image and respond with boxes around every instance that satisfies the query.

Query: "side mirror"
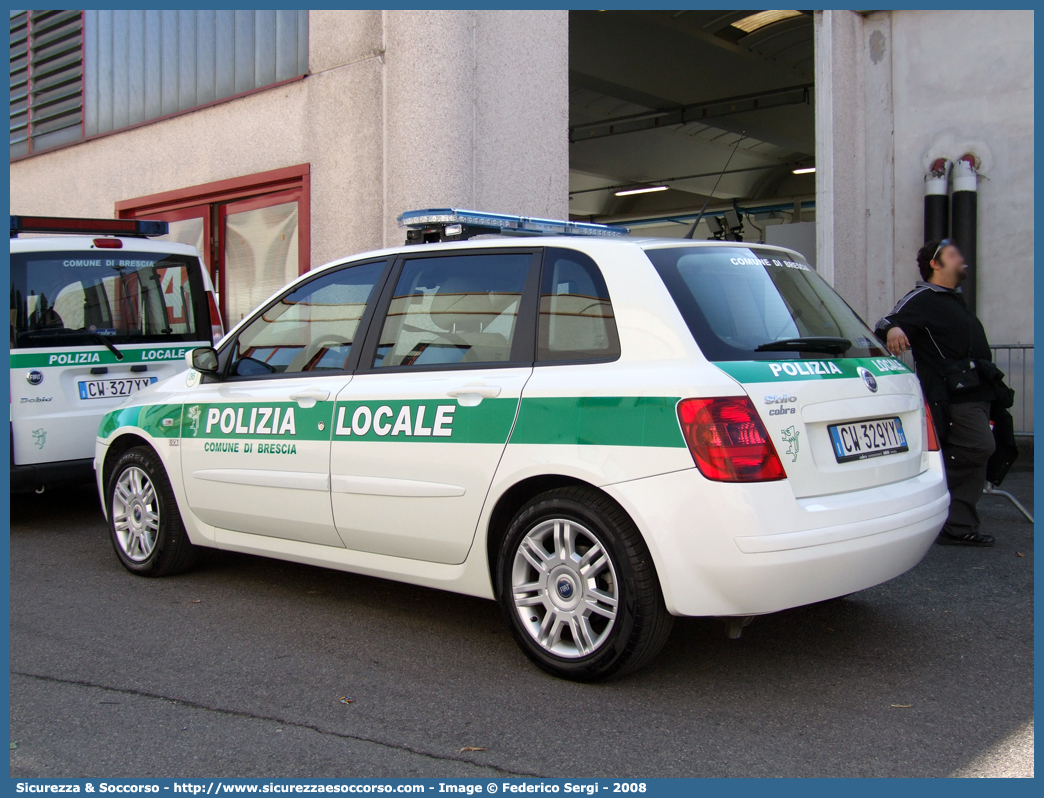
[187,346,219,374]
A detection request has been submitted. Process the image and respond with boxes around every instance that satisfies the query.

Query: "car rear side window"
[644,246,887,361]
[372,253,531,369]
[537,248,620,363]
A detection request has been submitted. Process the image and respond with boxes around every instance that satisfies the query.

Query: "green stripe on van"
[10,343,207,369]
[714,356,911,383]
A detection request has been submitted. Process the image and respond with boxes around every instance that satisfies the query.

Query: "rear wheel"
[497,485,673,681]
[107,446,199,577]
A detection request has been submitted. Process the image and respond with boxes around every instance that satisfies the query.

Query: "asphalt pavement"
[9,470,1034,778]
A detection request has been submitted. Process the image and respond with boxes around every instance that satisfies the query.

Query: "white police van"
[11,215,222,492]
[94,209,948,680]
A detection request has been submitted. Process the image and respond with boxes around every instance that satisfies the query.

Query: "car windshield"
[10,249,210,349]
[644,245,887,361]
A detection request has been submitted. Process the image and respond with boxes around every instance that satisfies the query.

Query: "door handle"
[447,384,502,406]
[290,389,330,408]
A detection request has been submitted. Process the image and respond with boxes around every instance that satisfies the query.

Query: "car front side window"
[228,260,385,378]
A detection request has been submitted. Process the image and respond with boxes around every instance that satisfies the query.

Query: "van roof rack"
[398,208,630,245]
[10,215,168,239]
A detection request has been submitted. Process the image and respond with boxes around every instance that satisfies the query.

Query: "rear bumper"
[604,457,949,617]
[10,458,94,492]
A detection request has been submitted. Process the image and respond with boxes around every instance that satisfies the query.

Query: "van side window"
[538,248,620,362]
[229,260,384,378]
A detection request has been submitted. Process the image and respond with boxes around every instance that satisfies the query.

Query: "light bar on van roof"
[398,208,630,245]
[10,215,168,238]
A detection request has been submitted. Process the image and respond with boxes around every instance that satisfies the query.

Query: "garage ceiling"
[569,10,816,223]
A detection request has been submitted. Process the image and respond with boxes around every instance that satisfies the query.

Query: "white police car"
[94,209,948,680]
[11,215,222,492]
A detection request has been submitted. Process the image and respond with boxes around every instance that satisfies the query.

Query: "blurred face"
[932,243,967,285]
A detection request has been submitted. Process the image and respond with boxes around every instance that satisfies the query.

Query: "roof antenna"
[685,131,746,239]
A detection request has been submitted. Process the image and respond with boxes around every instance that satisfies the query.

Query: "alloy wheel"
[511,518,619,658]
[112,466,160,562]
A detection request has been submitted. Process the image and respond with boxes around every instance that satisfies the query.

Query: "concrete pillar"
[813,10,867,314]
[383,10,569,247]
[813,10,902,325]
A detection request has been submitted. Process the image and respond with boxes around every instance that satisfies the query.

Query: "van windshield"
[10,250,210,349]
[644,246,887,361]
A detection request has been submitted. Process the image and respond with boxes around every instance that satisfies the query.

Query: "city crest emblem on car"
[186,405,202,436]
[857,366,879,393]
[781,425,800,462]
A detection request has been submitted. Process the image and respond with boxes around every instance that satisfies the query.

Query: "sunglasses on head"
[933,239,955,261]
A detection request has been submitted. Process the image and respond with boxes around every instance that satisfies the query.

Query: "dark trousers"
[942,401,996,536]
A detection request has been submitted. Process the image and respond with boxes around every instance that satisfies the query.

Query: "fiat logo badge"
[556,578,574,599]
[857,367,878,393]
[26,370,43,386]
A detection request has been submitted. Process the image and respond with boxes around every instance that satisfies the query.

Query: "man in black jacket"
[875,239,996,547]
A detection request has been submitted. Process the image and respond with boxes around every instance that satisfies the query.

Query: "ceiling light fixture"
[792,166,816,175]
[615,185,669,197]
[731,10,803,34]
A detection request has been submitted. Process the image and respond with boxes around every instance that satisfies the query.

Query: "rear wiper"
[755,336,852,355]
[21,329,124,360]
[88,333,124,361]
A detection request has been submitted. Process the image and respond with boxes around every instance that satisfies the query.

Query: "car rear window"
[10,250,210,349]
[644,246,887,361]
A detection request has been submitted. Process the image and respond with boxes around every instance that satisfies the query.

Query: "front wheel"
[496,486,673,681]
[107,446,199,577]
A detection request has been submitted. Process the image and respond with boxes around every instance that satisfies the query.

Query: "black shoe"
[935,531,995,547]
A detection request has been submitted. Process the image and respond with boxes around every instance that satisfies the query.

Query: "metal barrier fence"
[900,344,1034,435]
[991,345,1034,436]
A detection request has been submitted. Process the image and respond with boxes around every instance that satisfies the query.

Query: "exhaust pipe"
[923,158,950,244]
[951,154,979,313]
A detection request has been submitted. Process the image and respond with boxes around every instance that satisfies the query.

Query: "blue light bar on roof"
[10,215,168,238]
[398,208,630,238]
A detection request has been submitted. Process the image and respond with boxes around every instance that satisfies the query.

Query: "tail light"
[208,292,225,344]
[923,399,941,452]
[93,238,122,248]
[677,397,787,482]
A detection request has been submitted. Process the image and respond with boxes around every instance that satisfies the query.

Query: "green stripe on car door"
[511,396,686,448]
[101,396,691,449]
[332,398,519,444]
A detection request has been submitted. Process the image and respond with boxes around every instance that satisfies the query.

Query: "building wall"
[9,10,569,269]
[815,9,1034,347]
[890,9,1034,346]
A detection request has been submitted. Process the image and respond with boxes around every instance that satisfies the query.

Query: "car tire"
[106,446,199,577]
[496,485,673,681]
